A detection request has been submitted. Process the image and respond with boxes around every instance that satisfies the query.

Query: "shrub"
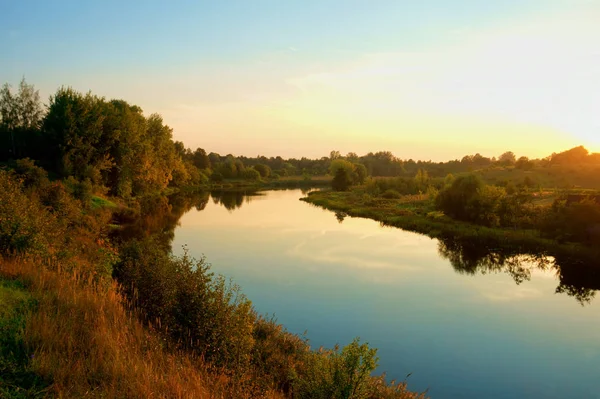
[296,338,378,399]
[436,174,484,221]
[381,189,402,199]
[0,170,60,256]
[254,164,271,178]
[13,158,49,190]
[65,176,94,204]
[332,167,353,191]
[114,239,256,376]
[210,171,224,183]
[242,168,261,181]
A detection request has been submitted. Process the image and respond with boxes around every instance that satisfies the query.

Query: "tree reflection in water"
[438,237,600,305]
[114,190,600,307]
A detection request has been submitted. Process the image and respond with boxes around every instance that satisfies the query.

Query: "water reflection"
[210,190,264,211]
[438,237,599,305]
[119,189,600,399]
[115,190,600,308]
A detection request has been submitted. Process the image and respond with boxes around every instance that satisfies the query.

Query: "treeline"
[3,79,599,196]
[334,168,600,248]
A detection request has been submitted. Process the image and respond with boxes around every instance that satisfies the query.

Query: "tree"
[436,174,484,221]
[550,146,589,164]
[242,167,261,181]
[515,156,533,170]
[192,148,211,170]
[498,151,516,165]
[332,167,353,191]
[329,150,341,160]
[0,78,44,159]
[254,164,271,178]
[414,168,429,188]
[353,163,368,184]
[0,78,43,131]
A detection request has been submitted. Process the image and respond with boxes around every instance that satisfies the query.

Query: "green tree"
[192,147,211,170]
[242,167,261,181]
[332,167,353,191]
[254,164,271,178]
[0,78,44,159]
[353,163,368,184]
[498,151,516,166]
[515,156,533,170]
[436,174,484,221]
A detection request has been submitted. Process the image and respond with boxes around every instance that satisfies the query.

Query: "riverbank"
[1,168,425,398]
[301,189,598,261]
[179,175,332,193]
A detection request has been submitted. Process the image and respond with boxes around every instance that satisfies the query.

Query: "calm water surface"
[171,189,600,399]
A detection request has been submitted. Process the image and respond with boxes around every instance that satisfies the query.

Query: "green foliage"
[329,159,354,176]
[114,239,256,375]
[541,198,600,245]
[254,164,271,178]
[251,316,309,393]
[192,147,211,170]
[0,279,50,398]
[515,156,534,170]
[498,151,516,165]
[550,145,589,165]
[12,158,49,190]
[332,167,353,191]
[436,174,484,222]
[296,338,378,399]
[353,163,368,184]
[210,171,224,183]
[42,88,182,197]
[414,169,429,188]
[242,167,261,181]
[0,79,45,161]
[0,170,60,256]
[65,176,94,204]
[381,189,402,199]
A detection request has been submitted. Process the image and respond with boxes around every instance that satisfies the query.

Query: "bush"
[242,168,261,181]
[0,170,60,256]
[65,176,94,204]
[296,338,378,399]
[13,158,49,190]
[381,189,402,199]
[254,164,271,178]
[210,171,224,183]
[436,174,484,221]
[252,316,309,394]
[114,239,256,376]
[332,167,353,191]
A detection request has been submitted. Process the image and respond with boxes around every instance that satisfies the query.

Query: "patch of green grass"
[0,279,50,398]
[90,195,118,209]
[302,189,598,259]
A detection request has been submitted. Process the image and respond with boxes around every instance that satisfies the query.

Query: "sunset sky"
[1,0,599,161]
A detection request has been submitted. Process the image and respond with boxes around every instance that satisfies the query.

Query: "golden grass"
[0,259,283,399]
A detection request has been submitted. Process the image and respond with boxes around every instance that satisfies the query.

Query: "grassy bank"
[302,189,597,259]
[1,163,426,398]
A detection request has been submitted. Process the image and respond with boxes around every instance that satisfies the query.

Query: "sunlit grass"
[90,195,118,209]
[0,259,260,398]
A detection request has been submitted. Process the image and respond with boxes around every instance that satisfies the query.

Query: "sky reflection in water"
[172,189,600,399]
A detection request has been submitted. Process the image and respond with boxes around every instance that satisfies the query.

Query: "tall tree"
[0,78,44,159]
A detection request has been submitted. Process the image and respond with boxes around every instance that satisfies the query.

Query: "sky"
[1,0,599,161]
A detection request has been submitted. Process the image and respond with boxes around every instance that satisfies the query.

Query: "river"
[167,189,600,399]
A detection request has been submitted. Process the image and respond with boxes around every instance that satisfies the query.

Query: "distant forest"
[2,78,599,198]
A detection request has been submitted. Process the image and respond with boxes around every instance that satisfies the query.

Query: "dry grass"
[0,259,283,399]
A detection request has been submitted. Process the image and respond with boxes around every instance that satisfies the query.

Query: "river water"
[169,189,600,399]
